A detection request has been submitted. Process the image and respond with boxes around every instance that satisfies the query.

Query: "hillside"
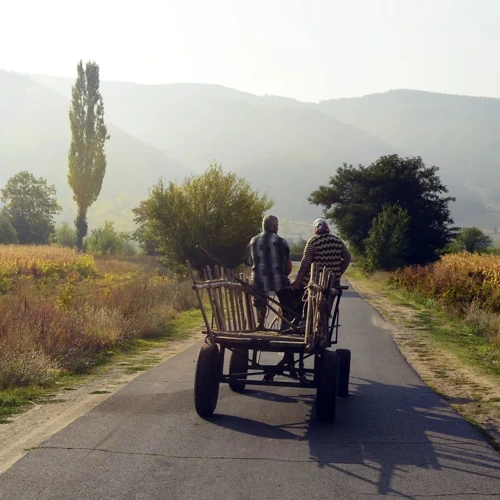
[320,90,500,227]
[30,75,397,222]
[0,71,190,230]
[7,74,500,229]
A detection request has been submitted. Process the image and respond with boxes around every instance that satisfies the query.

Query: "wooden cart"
[188,260,351,423]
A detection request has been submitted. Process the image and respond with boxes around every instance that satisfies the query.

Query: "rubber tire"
[229,348,248,393]
[316,350,338,423]
[194,343,221,417]
[336,348,351,398]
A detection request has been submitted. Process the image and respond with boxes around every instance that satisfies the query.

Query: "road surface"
[0,285,499,499]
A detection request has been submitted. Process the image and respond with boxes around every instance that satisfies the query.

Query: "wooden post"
[187,260,213,342]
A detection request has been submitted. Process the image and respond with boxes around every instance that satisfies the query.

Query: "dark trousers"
[253,288,305,329]
[276,288,305,328]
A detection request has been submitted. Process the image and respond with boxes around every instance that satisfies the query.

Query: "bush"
[53,222,77,248]
[135,163,273,271]
[84,221,136,257]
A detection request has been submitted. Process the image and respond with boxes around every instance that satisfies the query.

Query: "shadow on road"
[209,377,500,497]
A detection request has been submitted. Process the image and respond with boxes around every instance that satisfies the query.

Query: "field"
[0,246,198,394]
[392,252,500,345]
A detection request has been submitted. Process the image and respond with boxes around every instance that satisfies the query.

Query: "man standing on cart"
[245,214,296,329]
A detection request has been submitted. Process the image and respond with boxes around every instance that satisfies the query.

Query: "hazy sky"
[2,0,500,102]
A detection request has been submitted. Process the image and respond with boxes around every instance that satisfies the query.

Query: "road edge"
[346,272,500,453]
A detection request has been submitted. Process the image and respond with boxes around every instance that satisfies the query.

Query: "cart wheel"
[336,348,351,398]
[316,350,338,423]
[194,343,221,417]
[229,348,248,393]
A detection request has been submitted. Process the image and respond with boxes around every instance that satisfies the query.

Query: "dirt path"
[346,273,500,450]
[0,331,201,475]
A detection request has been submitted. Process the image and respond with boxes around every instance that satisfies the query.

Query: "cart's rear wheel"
[229,348,248,393]
[194,343,221,417]
[316,350,338,423]
[337,348,351,398]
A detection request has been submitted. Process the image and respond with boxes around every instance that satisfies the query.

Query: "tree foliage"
[363,203,410,272]
[135,163,273,271]
[448,227,493,254]
[68,60,109,250]
[309,155,456,266]
[1,171,61,244]
[289,237,307,260]
[0,211,18,244]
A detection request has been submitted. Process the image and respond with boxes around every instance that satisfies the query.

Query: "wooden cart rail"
[187,260,344,352]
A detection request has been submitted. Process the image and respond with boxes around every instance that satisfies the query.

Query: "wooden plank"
[203,267,221,330]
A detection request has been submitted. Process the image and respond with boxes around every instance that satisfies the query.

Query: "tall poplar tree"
[68,60,110,250]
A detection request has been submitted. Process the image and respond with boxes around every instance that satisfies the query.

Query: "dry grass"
[392,252,500,344]
[0,249,198,390]
[0,245,96,283]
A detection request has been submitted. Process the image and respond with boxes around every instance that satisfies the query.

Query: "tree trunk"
[75,210,88,251]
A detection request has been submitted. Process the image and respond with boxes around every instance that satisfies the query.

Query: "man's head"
[313,218,329,235]
[262,215,279,233]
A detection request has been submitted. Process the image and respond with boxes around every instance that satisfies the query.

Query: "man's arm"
[245,242,253,267]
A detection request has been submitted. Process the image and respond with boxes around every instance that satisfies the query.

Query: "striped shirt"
[297,232,351,288]
[245,231,290,292]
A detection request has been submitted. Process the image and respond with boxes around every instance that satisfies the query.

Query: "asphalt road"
[1,285,500,499]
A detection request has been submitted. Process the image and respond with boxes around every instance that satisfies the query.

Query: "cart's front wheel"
[316,350,338,423]
[337,348,351,398]
[229,348,248,393]
[194,343,221,417]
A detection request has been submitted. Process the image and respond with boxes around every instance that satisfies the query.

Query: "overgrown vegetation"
[0,247,198,393]
[392,253,500,350]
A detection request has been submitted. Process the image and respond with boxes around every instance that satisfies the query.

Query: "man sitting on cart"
[291,218,352,300]
[245,214,299,329]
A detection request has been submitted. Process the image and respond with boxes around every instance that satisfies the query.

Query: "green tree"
[136,163,273,271]
[84,221,135,256]
[363,203,410,272]
[0,211,18,244]
[289,237,307,260]
[53,222,77,248]
[132,200,160,256]
[1,171,61,244]
[449,227,493,253]
[309,155,456,265]
[68,60,110,250]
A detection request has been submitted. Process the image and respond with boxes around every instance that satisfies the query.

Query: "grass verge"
[0,307,203,424]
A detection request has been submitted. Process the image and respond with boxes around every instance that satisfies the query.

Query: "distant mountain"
[0,71,190,230]
[30,75,397,222]
[11,74,500,230]
[319,90,500,227]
